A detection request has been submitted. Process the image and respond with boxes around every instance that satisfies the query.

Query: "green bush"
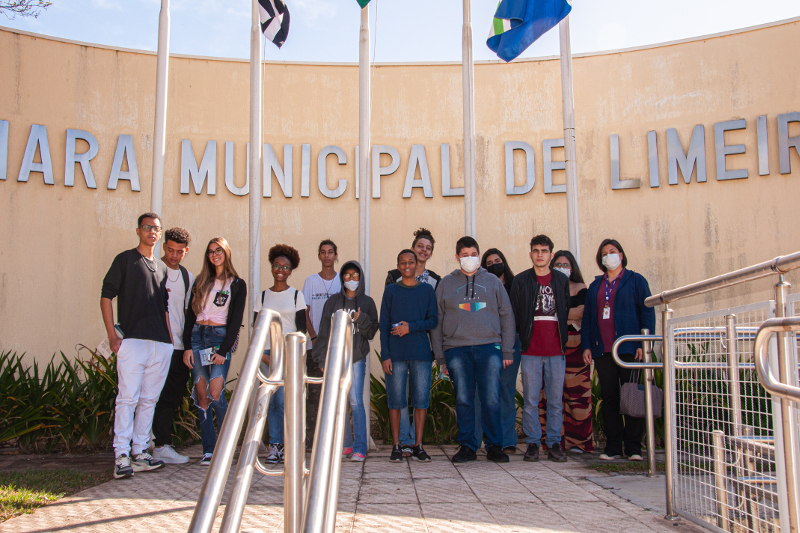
[0,350,202,452]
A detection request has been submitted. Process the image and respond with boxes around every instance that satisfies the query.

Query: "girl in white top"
[257,244,306,464]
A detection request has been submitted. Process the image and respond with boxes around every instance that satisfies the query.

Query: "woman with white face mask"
[580,239,655,462]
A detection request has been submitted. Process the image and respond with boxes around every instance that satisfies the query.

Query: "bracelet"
[310,336,317,341]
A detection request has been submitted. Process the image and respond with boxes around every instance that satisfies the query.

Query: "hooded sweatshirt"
[311,261,379,366]
[431,267,516,365]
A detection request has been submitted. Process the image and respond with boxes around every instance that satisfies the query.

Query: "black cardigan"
[182,277,247,357]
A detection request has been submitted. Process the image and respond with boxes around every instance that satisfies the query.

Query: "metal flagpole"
[249,0,262,336]
[150,0,169,216]
[358,2,375,450]
[559,16,581,264]
[462,0,477,238]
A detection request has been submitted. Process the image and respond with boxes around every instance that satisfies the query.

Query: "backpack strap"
[179,265,191,300]
[294,288,298,305]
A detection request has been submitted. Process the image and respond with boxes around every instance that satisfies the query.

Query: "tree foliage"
[0,0,52,19]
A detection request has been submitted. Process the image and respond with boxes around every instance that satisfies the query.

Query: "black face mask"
[487,263,505,278]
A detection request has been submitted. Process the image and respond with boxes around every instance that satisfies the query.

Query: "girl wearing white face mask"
[536,251,593,454]
[311,260,378,461]
[580,239,656,462]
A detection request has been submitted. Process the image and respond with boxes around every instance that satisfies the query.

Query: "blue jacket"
[581,269,656,359]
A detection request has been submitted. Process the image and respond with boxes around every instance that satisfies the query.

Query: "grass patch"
[0,469,111,522]
[588,461,666,474]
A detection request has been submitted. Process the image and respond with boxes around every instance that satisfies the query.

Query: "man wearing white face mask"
[431,236,516,464]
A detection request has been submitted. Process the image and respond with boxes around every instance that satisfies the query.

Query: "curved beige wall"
[1,20,800,368]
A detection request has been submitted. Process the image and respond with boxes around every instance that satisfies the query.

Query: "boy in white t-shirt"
[151,228,194,464]
[302,240,340,446]
[256,244,307,464]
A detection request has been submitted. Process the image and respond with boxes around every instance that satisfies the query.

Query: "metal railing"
[187,308,355,533]
[622,251,800,533]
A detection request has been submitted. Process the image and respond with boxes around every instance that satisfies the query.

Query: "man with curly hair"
[151,227,194,464]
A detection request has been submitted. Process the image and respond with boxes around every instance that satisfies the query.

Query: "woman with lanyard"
[384,228,441,456]
[537,250,593,454]
[581,239,655,461]
[183,237,247,466]
[257,244,307,465]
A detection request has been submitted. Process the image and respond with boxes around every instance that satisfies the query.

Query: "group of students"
[100,212,654,479]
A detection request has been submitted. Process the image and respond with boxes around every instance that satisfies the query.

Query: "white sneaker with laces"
[153,444,190,464]
[132,452,165,472]
[200,453,213,466]
[598,453,622,461]
[265,444,280,464]
[114,454,134,479]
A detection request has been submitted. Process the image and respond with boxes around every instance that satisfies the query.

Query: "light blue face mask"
[344,280,360,291]
[554,267,571,278]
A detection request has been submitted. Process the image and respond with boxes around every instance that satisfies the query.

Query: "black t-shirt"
[101,248,171,344]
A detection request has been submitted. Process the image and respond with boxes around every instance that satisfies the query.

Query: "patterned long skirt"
[538,346,594,452]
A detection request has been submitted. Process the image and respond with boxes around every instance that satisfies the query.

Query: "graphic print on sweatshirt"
[455,278,489,312]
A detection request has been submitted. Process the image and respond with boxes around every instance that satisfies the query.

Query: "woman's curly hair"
[268,244,300,269]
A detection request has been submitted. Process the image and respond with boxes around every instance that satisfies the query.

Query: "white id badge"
[602,305,611,320]
[199,346,216,366]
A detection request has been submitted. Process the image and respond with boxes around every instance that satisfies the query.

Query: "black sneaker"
[401,444,413,458]
[486,445,510,463]
[411,445,431,463]
[114,454,134,479]
[390,445,404,462]
[548,443,568,462]
[523,443,540,462]
[132,452,165,472]
[451,445,477,464]
[265,444,281,464]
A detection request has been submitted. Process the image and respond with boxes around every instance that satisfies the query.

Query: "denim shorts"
[190,324,231,390]
[384,359,432,410]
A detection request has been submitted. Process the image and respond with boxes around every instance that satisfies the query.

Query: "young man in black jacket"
[510,235,571,463]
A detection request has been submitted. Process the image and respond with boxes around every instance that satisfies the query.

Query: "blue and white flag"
[487,0,572,62]
[259,0,290,49]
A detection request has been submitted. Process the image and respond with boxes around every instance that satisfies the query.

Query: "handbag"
[619,369,663,419]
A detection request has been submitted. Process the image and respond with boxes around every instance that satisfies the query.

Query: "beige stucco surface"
[1,20,799,370]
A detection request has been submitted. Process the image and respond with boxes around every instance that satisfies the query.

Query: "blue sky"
[1,0,798,62]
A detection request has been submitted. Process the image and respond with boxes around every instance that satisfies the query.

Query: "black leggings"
[594,352,644,456]
[152,349,190,447]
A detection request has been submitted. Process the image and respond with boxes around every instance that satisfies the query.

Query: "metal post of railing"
[302,311,354,533]
[774,277,800,533]
[284,332,307,533]
[641,328,658,478]
[219,381,280,533]
[724,315,742,437]
[712,430,730,531]
[188,309,281,533]
[662,306,680,521]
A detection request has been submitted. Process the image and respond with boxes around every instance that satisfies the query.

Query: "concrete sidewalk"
[0,445,705,533]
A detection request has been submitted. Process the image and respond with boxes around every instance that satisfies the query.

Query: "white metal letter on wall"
[667,125,706,185]
[65,129,99,188]
[372,145,400,199]
[778,112,800,175]
[108,134,140,191]
[505,141,535,195]
[0,120,8,181]
[224,142,249,196]
[263,144,293,198]
[714,119,748,181]
[403,145,433,198]
[180,140,217,195]
[18,124,54,185]
[609,134,641,190]
[440,144,464,197]
[543,138,566,194]
[318,145,347,199]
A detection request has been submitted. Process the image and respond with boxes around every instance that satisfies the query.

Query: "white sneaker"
[200,453,213,466]
[598,453,622,461]
[265,444,281,464]
[153,444,190,464]
[569,447,584,454]
[132,452,165,472]
[628,454,644,462]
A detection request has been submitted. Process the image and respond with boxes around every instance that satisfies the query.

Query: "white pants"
[114,338,172,457]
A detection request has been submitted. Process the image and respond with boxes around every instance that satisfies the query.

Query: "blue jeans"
[260,358,285,445]
[385,359,432,410]
[474,335,521,449]
[521,355,566,447]
[190,325,231,455]
[445,344,503,450]
[343,358,368,455]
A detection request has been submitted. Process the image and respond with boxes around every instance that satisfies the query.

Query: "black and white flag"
[258,0,290,49]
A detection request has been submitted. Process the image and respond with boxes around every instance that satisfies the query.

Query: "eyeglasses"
[343,273,360,281]
[140,224,162,233]
[207,248,225,257]
[272,263,291,272]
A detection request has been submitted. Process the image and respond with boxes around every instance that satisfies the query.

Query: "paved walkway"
[1,446,704,533]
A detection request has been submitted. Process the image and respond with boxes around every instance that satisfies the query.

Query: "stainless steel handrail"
[644,250,800,308]
[754,317,800,402]
[611,330,663,480]
[302,310,354,533]
[188,308,283,533]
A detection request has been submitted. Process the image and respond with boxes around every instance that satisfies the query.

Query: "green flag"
[357,0,370,7]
